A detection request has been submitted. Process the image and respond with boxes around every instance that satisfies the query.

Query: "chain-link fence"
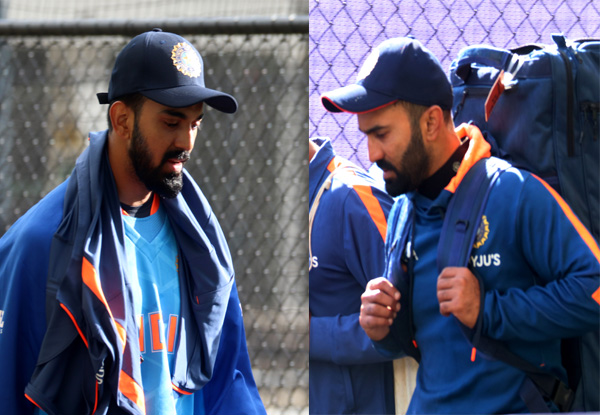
[0,0,308,20]
[310,0,600,170]
[0,20,308,415]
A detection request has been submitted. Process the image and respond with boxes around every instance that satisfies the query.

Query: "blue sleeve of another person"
[310,181,395,364]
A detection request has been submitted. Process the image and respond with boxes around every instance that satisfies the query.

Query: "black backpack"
[448,34,600,411]
[450,34,599,242]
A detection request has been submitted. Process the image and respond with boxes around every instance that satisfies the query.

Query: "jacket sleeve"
[372,197,417,359]
[481,174,600,342]
[310,185,395,364]
[310,313,397,364]
[0,185,65,415]
[201,280,266,415]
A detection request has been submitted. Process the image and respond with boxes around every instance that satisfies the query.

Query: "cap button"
[152,28,163,32]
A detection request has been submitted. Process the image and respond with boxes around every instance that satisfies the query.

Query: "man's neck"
[121,194,155,218]
[418,140,469,199]
[107,131,152,206]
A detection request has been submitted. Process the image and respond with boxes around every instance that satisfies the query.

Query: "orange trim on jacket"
[81,257,127,347]
[327,156,388,242]
[354,184,388,241]
[531,174,600,263]
[445,124,492,194]
[60,303,89,348]
[25,394,43,410]
[530,174,600,305]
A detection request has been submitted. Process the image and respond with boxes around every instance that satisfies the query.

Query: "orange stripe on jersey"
[138,315,145,353]
[172,383,193,395]
[354,184,388,242]
[150,312,165,351]
[531,174,600,263]
[167,315,178,353]
[60,303,89,348]
[150,193,160,215]
[119,370,146,414]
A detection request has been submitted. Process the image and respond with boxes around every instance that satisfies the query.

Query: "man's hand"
[360,277,401,341]
[437,267,481,329]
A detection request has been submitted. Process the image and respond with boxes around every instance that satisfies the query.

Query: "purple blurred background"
[309,0,600,169]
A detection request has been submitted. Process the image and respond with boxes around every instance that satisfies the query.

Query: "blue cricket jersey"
[122,202,200,415]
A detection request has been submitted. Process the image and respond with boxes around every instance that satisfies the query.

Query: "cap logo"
[356,47,380,82]
[171,42,202,78]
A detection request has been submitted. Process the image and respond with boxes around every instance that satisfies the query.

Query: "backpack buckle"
[551,380,574,412]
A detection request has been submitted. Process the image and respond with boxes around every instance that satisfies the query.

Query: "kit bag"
[438,157,575,412]
[448,36,599,411]
[449,34,599,242]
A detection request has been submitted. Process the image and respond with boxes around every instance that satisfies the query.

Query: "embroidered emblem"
[356,47,380,81]
[171,42,202,78]
[473,215,489,249]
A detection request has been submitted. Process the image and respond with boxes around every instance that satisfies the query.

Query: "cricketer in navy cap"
[321,37,452,114]
[97,28,237,113]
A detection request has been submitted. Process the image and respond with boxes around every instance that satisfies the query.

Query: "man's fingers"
[438,299,453,317]
[360,277,401,341]
[367,277,400,298]
[360,302,397,320]
[359,312,394,328]
[437,284,454,317]
[436,286,453,303]
[361,278,401,325]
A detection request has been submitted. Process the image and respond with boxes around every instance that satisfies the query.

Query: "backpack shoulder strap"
[385,197,421,361]
[308,164,360,271]
[437,156,574,412]
[437,156,511,270]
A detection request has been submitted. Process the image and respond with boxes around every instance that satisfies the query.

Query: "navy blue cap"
[97,29,237,113]
[321,37,452,114]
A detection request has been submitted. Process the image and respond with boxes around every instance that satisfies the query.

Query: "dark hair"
[106,93,147,131]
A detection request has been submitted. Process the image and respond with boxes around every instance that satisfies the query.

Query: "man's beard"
[377,125,430,197]
[129,121,190,199]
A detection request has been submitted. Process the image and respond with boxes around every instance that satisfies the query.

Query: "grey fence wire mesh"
[0,24,308,415]
[309,0,600,170]
[0,0,308,20]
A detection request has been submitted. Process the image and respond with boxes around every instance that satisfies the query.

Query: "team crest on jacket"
[473,215,489,249]
[171,42,202,78]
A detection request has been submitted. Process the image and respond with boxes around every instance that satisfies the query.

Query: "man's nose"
[176,127,196,152]
[367,136,382,164]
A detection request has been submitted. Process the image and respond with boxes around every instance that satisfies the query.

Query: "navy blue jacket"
[309,137,396,414]
[375,125,600,413]
[0,130,265,415]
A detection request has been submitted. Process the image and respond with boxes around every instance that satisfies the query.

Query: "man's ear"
[109,101,134,139]
[421,105,444,143]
